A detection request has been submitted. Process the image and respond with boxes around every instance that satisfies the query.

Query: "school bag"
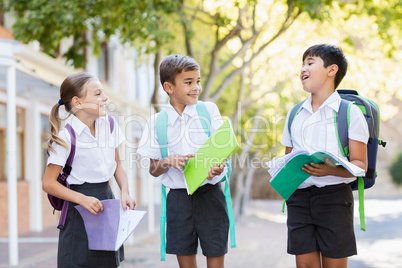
[155,101,236,261]
[287,89,386,231]
[47,115,115,229]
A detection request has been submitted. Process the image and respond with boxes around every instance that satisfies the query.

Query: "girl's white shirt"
[136,101,227,189]
[281,91,369,188]
[47,114,125,185]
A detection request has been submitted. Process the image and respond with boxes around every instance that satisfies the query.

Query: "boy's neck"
[310,89,335,112]
[169,101,187,116]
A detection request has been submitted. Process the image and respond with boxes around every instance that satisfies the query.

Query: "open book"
[75,199,146,251]
[266,150,365,200]
[183,120,238,195]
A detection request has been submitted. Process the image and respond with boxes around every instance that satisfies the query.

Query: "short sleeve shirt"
[47,115,125,185]
[136,101,227,189]
[281,91,369,188]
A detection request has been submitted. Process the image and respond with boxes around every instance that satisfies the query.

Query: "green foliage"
[5,0,181,68]
[389,152,402,185]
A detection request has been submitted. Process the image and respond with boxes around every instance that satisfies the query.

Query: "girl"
[42,72,136,268]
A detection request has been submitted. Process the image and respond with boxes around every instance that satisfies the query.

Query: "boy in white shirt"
[281,44,369,267]
[137,54,230,268]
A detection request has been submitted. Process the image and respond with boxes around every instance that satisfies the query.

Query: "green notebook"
[268,150,365,200]
[183,120,238,195]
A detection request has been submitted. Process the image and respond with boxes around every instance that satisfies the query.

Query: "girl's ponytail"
[47,72,95,154]
[47,102,68,154]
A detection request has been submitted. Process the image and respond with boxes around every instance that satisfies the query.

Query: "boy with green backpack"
[281,44,369,267]
[136,54,235,267]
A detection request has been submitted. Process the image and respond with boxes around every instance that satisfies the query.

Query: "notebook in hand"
[183,120,238,195]
[75,199,147,251]
[266,150,365,200]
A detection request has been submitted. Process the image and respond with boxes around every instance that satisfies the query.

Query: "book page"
[266,150,308,179]
[311,151,365,176]
[114,209,147,251]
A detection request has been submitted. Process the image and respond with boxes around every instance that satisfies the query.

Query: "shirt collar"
[301,91,341,114]
[165,102,197,126]
[69,114,101,135]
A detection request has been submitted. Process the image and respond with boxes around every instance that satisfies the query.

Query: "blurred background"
[0,0,401,267]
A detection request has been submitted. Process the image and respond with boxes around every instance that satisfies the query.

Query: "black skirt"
[57,182,124,268]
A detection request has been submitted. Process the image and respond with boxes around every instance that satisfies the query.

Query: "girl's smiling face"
[79,78,108,117]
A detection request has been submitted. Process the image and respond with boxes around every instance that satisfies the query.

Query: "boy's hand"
[207,163,226,180]
[302,158,336,177]
[166,154,195,172]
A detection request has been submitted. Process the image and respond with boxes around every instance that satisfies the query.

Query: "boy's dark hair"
[303,44,348,89]
[159,54,200,89]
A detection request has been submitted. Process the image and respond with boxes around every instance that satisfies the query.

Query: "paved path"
[1,199,402,267]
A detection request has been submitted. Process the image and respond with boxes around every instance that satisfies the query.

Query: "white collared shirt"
[47,115,125,185]
[136,101,227,189]
[281,91,369,188]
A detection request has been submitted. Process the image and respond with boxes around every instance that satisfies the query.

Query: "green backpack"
[155,101,236,261]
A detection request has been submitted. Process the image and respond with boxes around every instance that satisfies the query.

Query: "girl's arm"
[114,148,136,210]
[42,164,104,215]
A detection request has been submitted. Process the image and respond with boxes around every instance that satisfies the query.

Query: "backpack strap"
[58,124,76,229]
[282,100,306,213]
[156,102,236,261]
[196,101,211,136]
[58,117,115,229]
[196,101,236,248]
[155,110,168,261]
[108,115,115,133]
[287,100,307,146]
[335,99,366,231]
[335,99,352,158]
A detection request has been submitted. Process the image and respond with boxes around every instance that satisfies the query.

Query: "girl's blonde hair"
[47,72,96,153]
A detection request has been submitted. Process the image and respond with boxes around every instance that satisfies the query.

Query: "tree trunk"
[151,51,161,112]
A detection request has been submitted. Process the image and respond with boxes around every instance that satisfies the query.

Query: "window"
[40,114,50,174]
[98,42,109,82]
[0,103,25,180]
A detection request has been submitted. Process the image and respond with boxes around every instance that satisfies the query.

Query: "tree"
[6,0,401,218]
[176,0,401,217]
[6,0,182,111]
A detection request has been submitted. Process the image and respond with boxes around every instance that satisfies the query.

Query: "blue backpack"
[287,89,386,230]
[155,101,236,261]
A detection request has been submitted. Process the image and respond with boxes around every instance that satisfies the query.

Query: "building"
[0,13,160,238]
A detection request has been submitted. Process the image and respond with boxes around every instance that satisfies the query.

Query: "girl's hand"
[302,158,336,177]
[166,154,195,172]
[80,195,104,216]
[207,163,226,180]
[121,192,136,210]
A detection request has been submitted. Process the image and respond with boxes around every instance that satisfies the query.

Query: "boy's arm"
[149,154,195,177]
[302,139,367,177]
[285,147,293,155]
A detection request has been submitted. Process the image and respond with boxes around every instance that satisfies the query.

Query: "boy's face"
[165,69,201,108]
[300,56,335,94]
